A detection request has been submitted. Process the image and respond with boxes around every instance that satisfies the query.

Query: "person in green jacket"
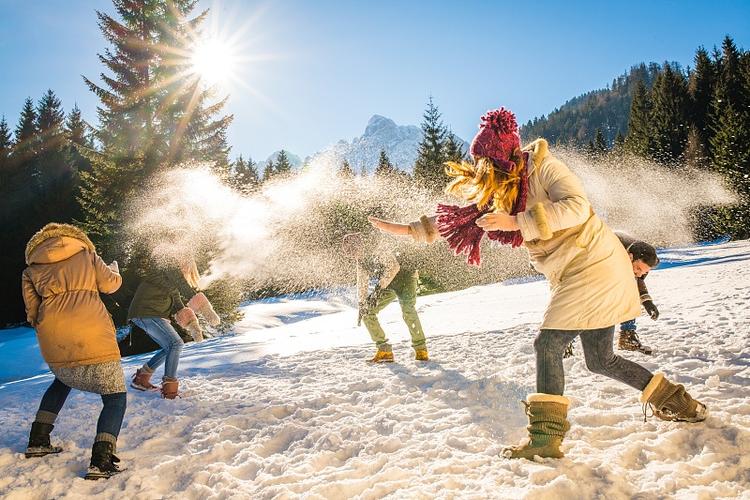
[342,232,429,363]
[128,256,219,398]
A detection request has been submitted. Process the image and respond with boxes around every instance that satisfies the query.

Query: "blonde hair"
[444,150,526,213]
[180,257,200,289]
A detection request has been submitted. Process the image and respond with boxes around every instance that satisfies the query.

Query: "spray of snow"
[123,148,736,294]
[556,148,736,245]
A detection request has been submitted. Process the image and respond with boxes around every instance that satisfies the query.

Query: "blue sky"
[0,0,748,161]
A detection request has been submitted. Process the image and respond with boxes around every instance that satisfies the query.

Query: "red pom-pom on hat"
[470,106,521,168]
[480,107,518,136]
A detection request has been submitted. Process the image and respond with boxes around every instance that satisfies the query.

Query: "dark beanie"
[629,241,659,267]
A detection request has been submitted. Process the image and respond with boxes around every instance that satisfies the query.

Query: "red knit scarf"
[437,152,529,266]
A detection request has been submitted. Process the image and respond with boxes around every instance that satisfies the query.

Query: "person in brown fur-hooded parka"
[22,223,126,479]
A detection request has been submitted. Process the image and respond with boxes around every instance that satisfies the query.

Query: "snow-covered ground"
[0,240,749,499]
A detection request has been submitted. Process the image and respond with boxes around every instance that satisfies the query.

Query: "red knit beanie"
[469,107,520,169]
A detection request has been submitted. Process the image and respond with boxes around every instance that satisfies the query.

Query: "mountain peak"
[363,115,397,137]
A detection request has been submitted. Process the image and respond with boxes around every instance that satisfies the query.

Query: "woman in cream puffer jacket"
[369,107,707,461]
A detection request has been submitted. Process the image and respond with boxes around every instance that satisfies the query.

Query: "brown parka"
[21,223,122,369]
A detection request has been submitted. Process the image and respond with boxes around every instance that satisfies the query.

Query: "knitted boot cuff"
[34,410,58,425]
[141,363,155,374]
[94,432,117,452]
[640,372,665,403]
[527,393,570,406]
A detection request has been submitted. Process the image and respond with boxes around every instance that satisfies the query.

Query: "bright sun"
[190,37,237,87]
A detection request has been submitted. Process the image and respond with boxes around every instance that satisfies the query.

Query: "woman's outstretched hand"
[368,216,411,236]
[476,213,520,231]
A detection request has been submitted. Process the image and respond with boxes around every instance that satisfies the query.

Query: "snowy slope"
[0,240,749,499]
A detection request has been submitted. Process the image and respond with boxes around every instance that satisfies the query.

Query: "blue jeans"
[534,326,653,395]
[620,319,637,331]
[132,317,184,379]
[36,378,126,439]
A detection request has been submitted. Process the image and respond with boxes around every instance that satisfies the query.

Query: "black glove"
[643,300,659,320]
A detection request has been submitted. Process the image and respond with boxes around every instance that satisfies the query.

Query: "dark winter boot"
[641,373,708,423]
[618,330,653,355]
[25,422,63,458]
[84,441,122,480]
[161,377,180,399]
[131,366,157,391]
[502,394,571,460]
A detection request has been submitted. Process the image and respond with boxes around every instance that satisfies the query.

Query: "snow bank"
[0,241,748,498]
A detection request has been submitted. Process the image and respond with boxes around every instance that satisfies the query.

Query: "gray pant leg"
[579,326,653,391]
[534,329,580,395]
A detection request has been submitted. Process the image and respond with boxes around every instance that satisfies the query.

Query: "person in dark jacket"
[564,232,660,357]
[127,256,219,398]
[614,232,660,354]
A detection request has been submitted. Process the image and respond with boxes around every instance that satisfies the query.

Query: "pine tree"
[263,159,275,182]
[649,63,690,163]
[613,131,625,151]
[593,128,608,153]
[0,117,11,170]
[339,159,355,177]
[14,97,38,167]
[34,90,76,223]
[79,0,233,256]
[275,150,293,177]
[688,47,717,155]
[232,155,260,193]
[413,96,448,190]
[444,131,465,163]
[66,104,93,175]
[625,79,653,157]
[374,150,397,176]
[708,36,750,237]
[684,125,709,168]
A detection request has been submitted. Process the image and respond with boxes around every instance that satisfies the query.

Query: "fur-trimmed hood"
[25,223,96,265]
[522,138,550,176]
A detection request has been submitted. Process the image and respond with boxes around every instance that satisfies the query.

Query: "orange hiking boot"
[415,349,429,361]
[369,350,394,363]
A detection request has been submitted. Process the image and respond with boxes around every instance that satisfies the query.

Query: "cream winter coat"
[514,138,640,329]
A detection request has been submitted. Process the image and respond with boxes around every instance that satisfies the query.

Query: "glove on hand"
[187,292,221,327]
[174,307,204,341]
[643,300,659,320]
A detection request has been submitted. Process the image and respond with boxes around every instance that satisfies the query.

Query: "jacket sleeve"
[516,159,591,241]
[21,270,41,327]
[636,276,651,303]
[163,268,197,313]
[93,253,122,294]
[409,215,440,243]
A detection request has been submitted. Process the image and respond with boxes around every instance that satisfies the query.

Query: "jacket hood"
[522,138,550,176]
[25,223,96,265]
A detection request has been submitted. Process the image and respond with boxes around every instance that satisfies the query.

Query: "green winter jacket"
[127,266,196,320]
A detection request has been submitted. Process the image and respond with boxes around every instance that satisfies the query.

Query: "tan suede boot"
[161,378,180,399]
[641,373,708,422]
[415,349,429,361]
[503,394,570,460]
[131,366,157,391]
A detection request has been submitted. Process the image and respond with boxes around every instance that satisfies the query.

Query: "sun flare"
[190,37,238,87]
